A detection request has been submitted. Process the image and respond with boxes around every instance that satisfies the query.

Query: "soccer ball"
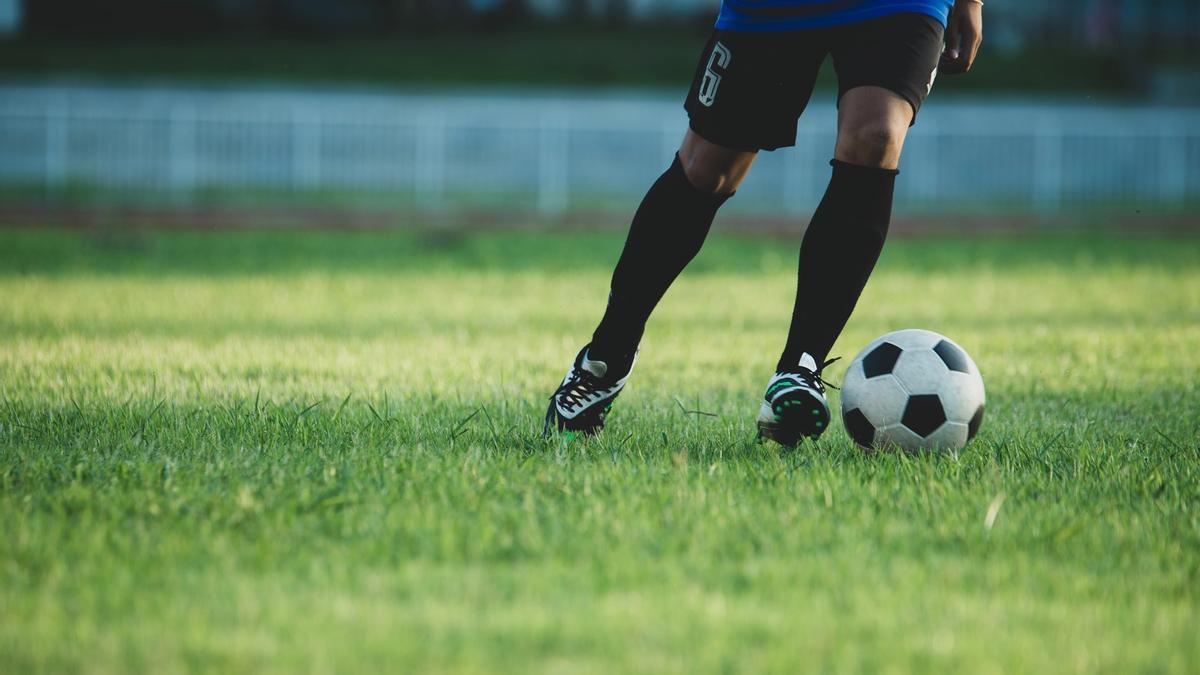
[840,329,985,453]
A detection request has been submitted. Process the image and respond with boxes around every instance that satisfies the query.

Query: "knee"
[681,161,740,195]
[836,122,906,169]
[676,129,755,195]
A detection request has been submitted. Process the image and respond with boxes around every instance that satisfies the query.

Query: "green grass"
[1,227,1198,674]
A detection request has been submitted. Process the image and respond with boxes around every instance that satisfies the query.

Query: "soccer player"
[544,0,983,445]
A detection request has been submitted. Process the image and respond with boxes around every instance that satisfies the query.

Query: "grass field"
[1,227,1198,674]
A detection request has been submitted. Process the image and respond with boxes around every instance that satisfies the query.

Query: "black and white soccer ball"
[840,329,985,453]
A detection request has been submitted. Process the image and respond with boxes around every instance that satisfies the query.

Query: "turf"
[1,227,1197,674]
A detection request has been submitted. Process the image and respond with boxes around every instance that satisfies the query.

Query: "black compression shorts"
[684,13,945,152]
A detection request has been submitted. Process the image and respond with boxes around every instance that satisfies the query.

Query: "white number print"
[697,41,732,108]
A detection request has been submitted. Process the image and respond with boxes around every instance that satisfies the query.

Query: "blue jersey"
[716,0,953,31]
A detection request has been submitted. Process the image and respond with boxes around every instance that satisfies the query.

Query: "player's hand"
[941,0,982,74]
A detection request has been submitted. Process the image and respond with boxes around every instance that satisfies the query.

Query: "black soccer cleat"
[757,353,840,447]
[543,344,638,437]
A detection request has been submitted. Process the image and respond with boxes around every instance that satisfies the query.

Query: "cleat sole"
[759,390,830,447]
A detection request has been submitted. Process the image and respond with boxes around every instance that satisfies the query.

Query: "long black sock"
[590,155,732,367]
[777,159,897,371]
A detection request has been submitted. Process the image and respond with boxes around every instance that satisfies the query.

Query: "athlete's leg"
[547,25,815,436]
[776,86,911,370]
[834,86,914,170]
[588,129,755,367]
[757,11,944,445]
[758,87,912,444]
[677,127,757,194]
[544,130,753,436]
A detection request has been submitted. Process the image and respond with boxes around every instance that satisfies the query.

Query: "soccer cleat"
[543,344,638,437]
[757,353,840,447]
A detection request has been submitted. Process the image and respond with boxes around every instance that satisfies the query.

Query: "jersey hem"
[715,4,948,31]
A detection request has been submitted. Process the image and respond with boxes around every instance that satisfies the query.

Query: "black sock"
[777,159,898,372]
[590,154,733,367]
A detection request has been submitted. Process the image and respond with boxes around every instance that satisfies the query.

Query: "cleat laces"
[808,356,842,391]
[553,368,604,412]
[777,356,841,394]
[543,364,608,436]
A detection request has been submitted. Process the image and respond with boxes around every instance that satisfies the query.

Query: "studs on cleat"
[760,373,831,446]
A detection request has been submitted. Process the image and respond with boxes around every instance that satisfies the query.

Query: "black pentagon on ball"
[967,405,985,441]
[842,408,876,448]
[933,339,970,373]
[901,394,947,437]
[862,341,902,377]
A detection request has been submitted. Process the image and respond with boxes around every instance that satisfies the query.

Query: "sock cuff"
[830,158,900,178]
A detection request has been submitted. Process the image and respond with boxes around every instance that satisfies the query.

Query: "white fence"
[1,83,1198,216]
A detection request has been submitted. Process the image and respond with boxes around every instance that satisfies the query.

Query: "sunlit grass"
[1,228,1197,674]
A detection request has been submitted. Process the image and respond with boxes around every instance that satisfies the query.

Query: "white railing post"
[44,94,67,194]
[1033,117,1063,213]
[537,109,568,216]
[1158,123,1187,208]
[168,103,196,199]
[783,131,808,215]
[292,108,322,190]
[911,129,940,208]
[660,119,678,161]
[415,110,445,210]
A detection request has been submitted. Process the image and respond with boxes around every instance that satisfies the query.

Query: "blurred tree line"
[9,0,1197,97]
[24,0,683,38]
[22,0,1198,51]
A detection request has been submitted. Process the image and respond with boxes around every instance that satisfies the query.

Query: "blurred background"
[1,0,1198,229]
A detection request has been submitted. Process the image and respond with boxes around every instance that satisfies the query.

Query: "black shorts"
[684,13,945,152]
